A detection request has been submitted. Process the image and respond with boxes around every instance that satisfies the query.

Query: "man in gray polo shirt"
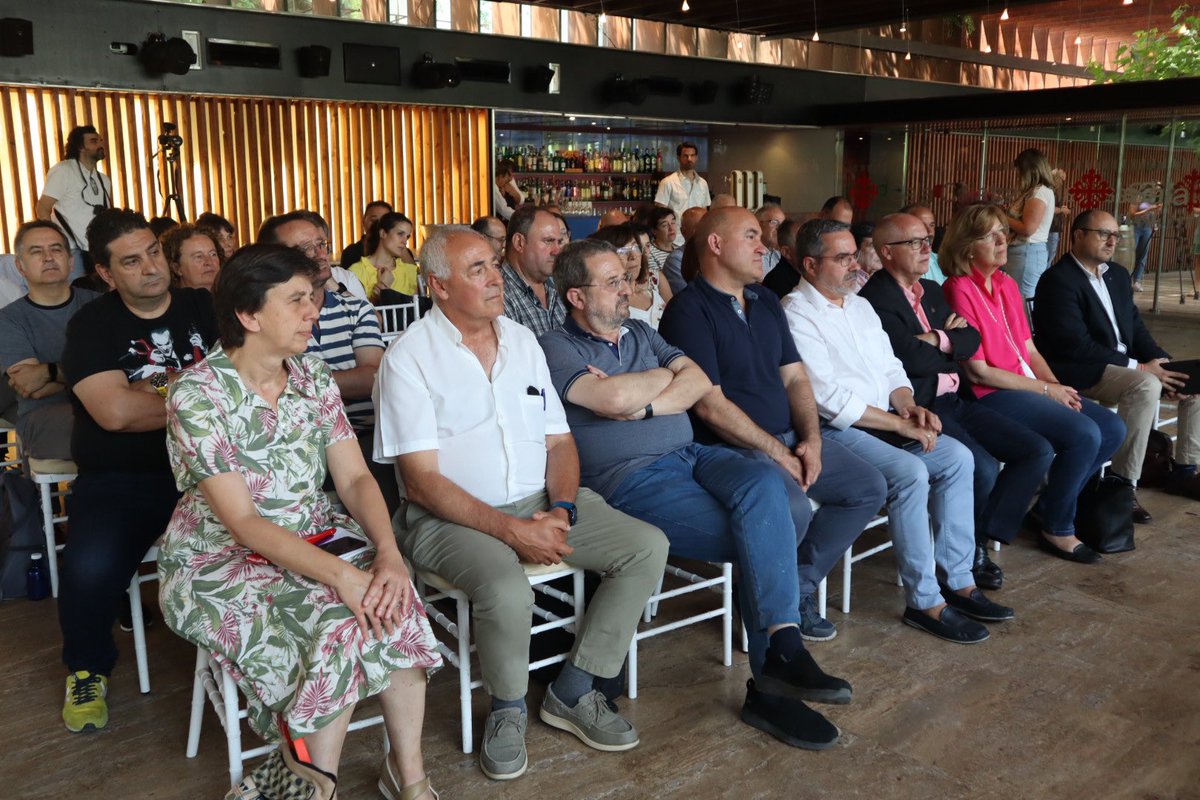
[538,239,852,751]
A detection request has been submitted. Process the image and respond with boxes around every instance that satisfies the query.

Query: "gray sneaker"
[539,687,639,752]
[479,707,528,781]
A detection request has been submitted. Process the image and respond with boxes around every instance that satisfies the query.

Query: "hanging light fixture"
[812,0,820,41]
[904,50,912,60]
[681,0,690,11]
[1000,7,1010,20]
[1122,0,1133,5]
[1075,34,1082,44]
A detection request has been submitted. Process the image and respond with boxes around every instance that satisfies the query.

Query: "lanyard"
[968,275,1034,377]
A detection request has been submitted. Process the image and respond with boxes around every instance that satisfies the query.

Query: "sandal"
[378,756,439,800]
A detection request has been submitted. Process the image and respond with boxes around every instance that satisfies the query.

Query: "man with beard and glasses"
[37,126,112,281]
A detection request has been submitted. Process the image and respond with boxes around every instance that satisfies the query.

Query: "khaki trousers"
[397,488,667,701]
[1082,364,1200,479]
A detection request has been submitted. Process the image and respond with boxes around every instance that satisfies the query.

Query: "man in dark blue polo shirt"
[659,207,887,640]
[540,238,853,750]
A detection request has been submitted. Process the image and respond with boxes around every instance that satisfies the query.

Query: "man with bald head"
[662,206,708,294]
[819,196,854,225]
[502,205,567,335]
[898,204,947,283]
[861,214,1054,588]
[375,225,667,781]
[597,209,629,229]
[1034,208,1200,513]
[710,193,737,209]
[660,207,886,648]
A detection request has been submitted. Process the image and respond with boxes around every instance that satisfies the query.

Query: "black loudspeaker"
[456,58,511,84]
[601,74,648,105]
[139,33,196,75]
[296,45,331,78]
[523,64,556,93]
[0,18,33,57]
[412,54,460,89]
[688,80,718,104]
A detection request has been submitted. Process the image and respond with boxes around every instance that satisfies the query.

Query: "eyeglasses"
[816,252,859,268]
[293,239,330,257]
[1080,228,1123,242]
[579,273,634,292]
[974,229,1009,244]
[616,244,642,255]
[884,236,933,251]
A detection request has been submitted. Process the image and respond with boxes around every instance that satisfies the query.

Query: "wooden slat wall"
[907,128,1200,272]
[0,84,490,255]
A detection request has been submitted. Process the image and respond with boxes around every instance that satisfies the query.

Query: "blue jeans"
[933,393,1055,544]
[977,391,1126,536]
[609,443,802,678]
[1046,231,1060,271]
[59,471,180,675]
[822,426,976,611]
[1006,242,1050,300]
[1132,226,1153,283]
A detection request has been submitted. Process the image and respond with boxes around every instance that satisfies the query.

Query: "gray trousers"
[397,488,668,701]
[16,402,74,460]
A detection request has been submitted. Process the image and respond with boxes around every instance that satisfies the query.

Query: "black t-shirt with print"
[63,288,218,474]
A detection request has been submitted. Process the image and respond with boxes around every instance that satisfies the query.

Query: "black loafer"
[942,587,1014,622]
[971,545,1003,590]
[741,679,840,750]
[1132,494,1153,524]
[902,605,989,644]
[1038,533,1102,564]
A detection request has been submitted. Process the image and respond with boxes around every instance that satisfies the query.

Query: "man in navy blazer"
[861,213,1055,590]
[1033,209,1200,514]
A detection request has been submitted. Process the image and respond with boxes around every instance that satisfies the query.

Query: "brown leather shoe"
[1132,492,1153,524]
[1164,469,1200,501]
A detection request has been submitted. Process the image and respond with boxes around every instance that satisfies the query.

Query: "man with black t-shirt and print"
[57,209,218,734]
[36,126,112,282]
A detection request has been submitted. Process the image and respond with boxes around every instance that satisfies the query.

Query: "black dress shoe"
[971,545,1003,590]
[902,605,989,644]
[1163,469,1200,501]
[1132,493,1153,524]
[942,587,1015,622]
[741,679,840,751]
[760,645,852,705]
[1037,533,1102,564]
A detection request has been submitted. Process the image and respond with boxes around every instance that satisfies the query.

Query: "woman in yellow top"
[348,212,420,303]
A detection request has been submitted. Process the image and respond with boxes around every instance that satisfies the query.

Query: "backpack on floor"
[0,470,44,600]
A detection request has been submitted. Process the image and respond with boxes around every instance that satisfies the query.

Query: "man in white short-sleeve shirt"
[655,142,711,247]
[374,226,667,782]
[37,126,111,282]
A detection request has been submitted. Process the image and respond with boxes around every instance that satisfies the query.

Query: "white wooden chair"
[376,298,422,343]
[128,546,160,695]
[414,562,586,754]
[27,456,76,598]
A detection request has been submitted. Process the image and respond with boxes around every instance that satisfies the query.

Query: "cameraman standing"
[37,125,112,281]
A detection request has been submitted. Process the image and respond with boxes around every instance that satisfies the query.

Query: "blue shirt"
[658,276,800,441]
[539,317,690,498]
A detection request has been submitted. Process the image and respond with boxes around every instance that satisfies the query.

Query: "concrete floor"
[0,275,1197,800]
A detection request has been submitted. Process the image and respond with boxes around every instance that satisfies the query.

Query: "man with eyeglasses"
[257,211,397,512]
[783,218,1013,644]
[541,237,853,751]
[898,204,948,284]
[860,214,1055,589]
[471,215,508,259]
[502,206,567,335]
[756,203,787,278]
[36,125,111,282]
[660,208,886,645]
[1034,208,1200,514]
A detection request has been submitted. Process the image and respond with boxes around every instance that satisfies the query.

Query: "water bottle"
[27,552,50,601]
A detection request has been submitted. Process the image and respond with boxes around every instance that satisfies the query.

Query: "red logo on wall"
[849,171,878,212]
[1069,168,1114,210]
[1174,169,1200,209]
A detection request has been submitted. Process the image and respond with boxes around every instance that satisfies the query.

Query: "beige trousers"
[1082,364,1200,480]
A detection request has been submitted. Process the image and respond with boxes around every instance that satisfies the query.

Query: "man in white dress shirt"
[374,226,667,782]
[781,219,1012,645]
[655,142,711,246]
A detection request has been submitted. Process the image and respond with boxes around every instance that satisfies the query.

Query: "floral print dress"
[158,344,441,741]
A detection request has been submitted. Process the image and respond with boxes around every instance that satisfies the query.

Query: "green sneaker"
[63,671,108,733]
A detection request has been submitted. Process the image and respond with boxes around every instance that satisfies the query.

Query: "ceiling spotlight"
[1122,0,1133,4]
[813,31,820,41]
[900,22,907,33]
[1075,34,1082,44]
[1001,7,1010,20]
[982,44,992,53]
[681,0,690,10]
[599,12,608,23]
[905,51,912,60]
[736,39,743,48]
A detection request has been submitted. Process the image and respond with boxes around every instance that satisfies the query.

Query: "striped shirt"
[501,263,566,337]
[306,289,383,430]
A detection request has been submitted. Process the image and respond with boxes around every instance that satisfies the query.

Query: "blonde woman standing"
[1003,148,1056,300]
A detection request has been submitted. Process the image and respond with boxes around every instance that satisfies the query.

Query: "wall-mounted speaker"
[523,64,557,94]
[297,45,331,78]
[343,44,401,85]
[601,74,648,105]
[412,53,460,89]
[0,18,33,57]
[139,34,196,76]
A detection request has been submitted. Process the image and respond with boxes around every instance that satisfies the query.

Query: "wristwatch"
[150,371,169,398]
[549,501,577,525]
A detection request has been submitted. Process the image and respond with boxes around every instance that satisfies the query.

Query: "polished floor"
[0,292,1197,800]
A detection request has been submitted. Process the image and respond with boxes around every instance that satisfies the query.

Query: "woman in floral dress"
[158,244,441,800]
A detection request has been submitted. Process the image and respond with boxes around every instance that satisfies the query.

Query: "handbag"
[1074,475,1136,554]
[225,737,337,800]
[1138,429,1175,489]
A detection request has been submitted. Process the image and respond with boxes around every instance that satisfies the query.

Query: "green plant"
[1089,5,1200,82]
[943,13,976,38]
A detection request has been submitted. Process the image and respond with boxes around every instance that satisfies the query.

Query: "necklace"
[966,269,1034,378]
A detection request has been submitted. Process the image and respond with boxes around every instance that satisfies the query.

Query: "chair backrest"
[376,297,421,342]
